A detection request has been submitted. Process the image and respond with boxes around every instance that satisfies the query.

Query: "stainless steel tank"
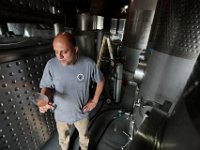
[119,0,158,72]
[139,0,200,111]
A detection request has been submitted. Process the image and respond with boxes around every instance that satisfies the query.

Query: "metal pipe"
[50,6,64,36]
[114,63,123,103]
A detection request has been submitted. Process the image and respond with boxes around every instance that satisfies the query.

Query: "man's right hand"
[39,104,53,113]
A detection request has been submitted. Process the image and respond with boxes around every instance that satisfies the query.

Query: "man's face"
[53,40,77,66]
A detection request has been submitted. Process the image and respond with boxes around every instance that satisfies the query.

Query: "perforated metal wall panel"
[0,53,56,150]
[149,0,200,59]
[1,0,61,12]
[0,0,62,23]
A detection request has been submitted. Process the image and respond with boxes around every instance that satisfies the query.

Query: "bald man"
[39,32,105,150]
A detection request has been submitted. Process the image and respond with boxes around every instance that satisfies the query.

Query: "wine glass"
[31,92,56,111]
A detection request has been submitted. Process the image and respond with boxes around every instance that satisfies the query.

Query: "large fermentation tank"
[119,0,158,73]
[160,55,200,150]
[139,0,200,111]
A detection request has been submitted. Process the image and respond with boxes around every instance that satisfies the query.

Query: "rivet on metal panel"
[17,94,21,98]
[16,62,21,65]
[1,75,5,79]
[2,110,7,114]
[9,72,15,76]
[18,69,23,73]
[9,98,13,102]
[4,140,8,144]
[4,116,10,120]
[19,100,23,104]
[32,86,36,90]
[12,133,16,137]
[6,91,11,95]
[2,83,7,87]
[8,122,12,126]
[24,59,29,63]
[28,3,31,8]
[30,80,34,84]
[23,83,27,87]
[26,96,31,100]
[19,1,23,5]
[10,128,14,132]
[0,103,4,107]
[7,64,12,68]
[15,87,20,91]
[21,77,26,81]
[26,67,31,71]
[16,117,20,120]
[28,74,33,77]
[11,105,16,108]
[18,122,22,126]
[25,90,29,94]
[12,80,17,84]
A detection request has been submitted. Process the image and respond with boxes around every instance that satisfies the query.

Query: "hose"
[89,112,125,150]
[88,108,132,130]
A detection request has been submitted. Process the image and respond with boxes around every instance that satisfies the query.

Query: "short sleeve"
[91,63,103,83]
[40,61,55,89]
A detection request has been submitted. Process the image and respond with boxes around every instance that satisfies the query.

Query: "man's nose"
[58,52,64,59]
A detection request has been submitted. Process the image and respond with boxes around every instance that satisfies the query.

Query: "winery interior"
[0,0,200,150]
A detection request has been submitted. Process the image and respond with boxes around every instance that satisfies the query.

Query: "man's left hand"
[82,100,98,112]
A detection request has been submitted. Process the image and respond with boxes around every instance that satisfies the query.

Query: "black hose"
[88,108,132,130]
[89,114,124,150]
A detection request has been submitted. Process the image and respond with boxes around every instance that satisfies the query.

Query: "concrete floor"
[41,131,60,150]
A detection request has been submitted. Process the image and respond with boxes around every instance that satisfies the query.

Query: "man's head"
[53,32,78,66]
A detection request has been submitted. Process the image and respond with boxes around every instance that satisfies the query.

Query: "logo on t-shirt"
[77,73,84,81]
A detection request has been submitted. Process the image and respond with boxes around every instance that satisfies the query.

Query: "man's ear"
[75,46,78,54]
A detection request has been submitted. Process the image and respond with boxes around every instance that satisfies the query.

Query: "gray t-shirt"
[40,56,103,124]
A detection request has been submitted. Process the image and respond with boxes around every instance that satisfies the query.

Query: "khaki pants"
[56,118,89,150]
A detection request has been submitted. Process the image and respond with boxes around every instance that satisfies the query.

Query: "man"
[39,32,105,150]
